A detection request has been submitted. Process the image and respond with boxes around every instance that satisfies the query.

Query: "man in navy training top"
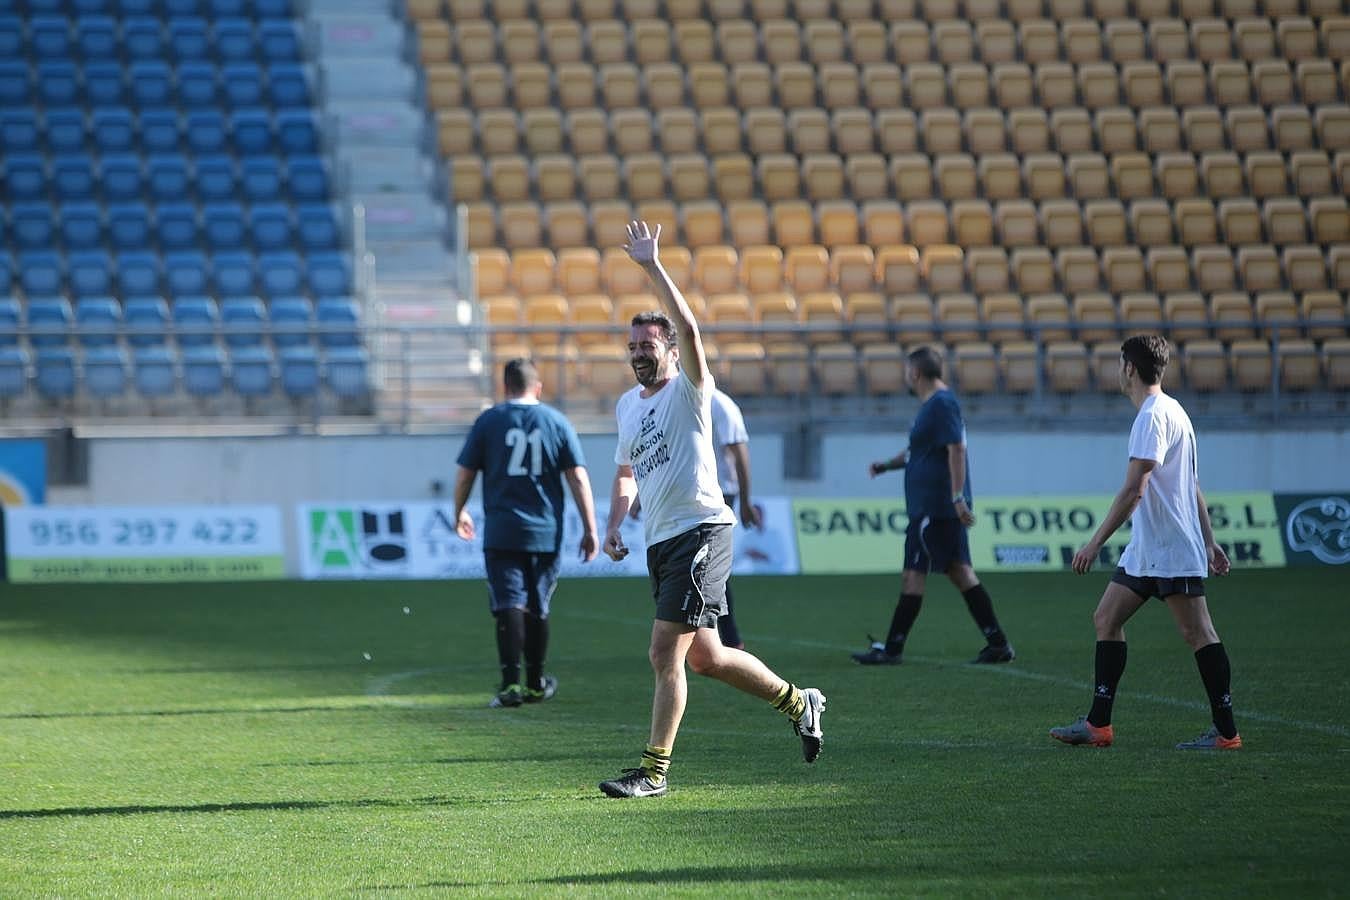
[853,346,1015,666]
[454,358,599,709]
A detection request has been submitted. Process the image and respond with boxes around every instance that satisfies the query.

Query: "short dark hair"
[503,357,539,394]
[1121,335,1169,385]
[630,311,677,348]
[907,345,944,379]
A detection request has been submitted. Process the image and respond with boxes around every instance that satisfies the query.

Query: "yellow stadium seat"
[863,63,903,110]
[566,109,609,156]
[937,293,982,343]
[862,201,905,247]
[732,62,773,107]
[1230,339,1273,392]
[713,154,755,202]
[1163,292,1209,342]
[602,248,647,297]
[1324,338,1350,391]
[815,342,861,395]
[1046,340,1090,393]
[524,295,569,349]
[832,245,876,296]
[877,245,922,295]
[981,293,1025,344]
[450,155,484,204]
[1238,245,1281,293]
[694,245,740,295]
[1073,291,1118,343]
[464,201,496,250]
[511,248,558,297]
[661,246,694,293]
[490,155,530,204]
[1026,292,1072,342]
[668,155,711,203]
[861,344,907,395]
[1279,339,1320,392]
[746,108,787,155]
[1210,292,1255,341]
[890,293,935,342]
[473,249,511,298]
[846,153,889,202]
[922,245,965,294]
[786,245,831,294]
[997,201,1040,247]
[767,343,812,395]
[601,63,641,110]
[706,293,753,343]
[819,201,861,248]
[772,201,815,247]
[753,293,799,344]
[845,292,888,344]
[1302,291,1346,341]
[740,245,784,294]
[1254,291,1301,339]
[999,341,1040,394]
[683,201,727,248]
[558,248,603,296]
[500,202,542,249]
[545,201,589,250]
[702,109,743,156]
[1183,339,1228,392]
[721,342,769,396]
[728,201,771,247]
[954,341,998,394]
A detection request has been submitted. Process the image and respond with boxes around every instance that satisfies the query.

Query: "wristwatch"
[952,494,966,505]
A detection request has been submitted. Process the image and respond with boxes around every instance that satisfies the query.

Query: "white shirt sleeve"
[1127,408,1169,463]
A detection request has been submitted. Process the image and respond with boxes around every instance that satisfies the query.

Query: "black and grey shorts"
[1111,566,1207,602]
[646,522,733,629]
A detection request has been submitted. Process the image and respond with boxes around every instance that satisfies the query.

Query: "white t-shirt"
[710,388,750,497]
[1118,392,1209,578]
[615,371,736,546]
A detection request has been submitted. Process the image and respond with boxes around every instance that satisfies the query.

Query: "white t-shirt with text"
[1118,392,1208,578]
[710,388,750,497]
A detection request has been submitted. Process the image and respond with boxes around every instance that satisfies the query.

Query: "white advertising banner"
[296,497,799,580]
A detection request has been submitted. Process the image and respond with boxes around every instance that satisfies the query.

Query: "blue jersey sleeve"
[932,394,965,446]
[555,412,586,470]
[456,414,488,470]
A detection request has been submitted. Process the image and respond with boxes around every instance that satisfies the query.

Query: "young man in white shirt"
[1051,335,1240,750]
[598,221,826,798]
[709,387,760,649]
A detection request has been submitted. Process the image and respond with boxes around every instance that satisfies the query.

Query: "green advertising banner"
[1273,493,1350,567]
[794,493,1286,575]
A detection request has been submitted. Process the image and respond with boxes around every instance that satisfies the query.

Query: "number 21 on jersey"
[505,427,544,476]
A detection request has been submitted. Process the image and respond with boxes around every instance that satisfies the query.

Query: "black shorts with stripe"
[1111,567,1207,602]
[903,516,972,574]
[646,522,733,629]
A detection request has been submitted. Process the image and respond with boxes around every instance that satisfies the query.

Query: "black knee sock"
[523,611,549,691]
[1087,640,1128,728]
[1194,642,1237,739]
[717,582,743,648]
[494,608,524,689]
[885,593,923,655]
[962,584,1007,646]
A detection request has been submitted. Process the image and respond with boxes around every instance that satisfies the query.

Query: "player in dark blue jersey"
[852,346,1015,666]
[454,358,599,708]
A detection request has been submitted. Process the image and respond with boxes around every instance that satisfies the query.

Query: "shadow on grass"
[365,861,896,891]
[0,704,407,721]
[0,792,576,820]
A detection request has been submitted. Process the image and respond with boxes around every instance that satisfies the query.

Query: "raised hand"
[624,220,661,267]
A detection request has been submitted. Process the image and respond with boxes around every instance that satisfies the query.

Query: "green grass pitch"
[1,569,1347,897]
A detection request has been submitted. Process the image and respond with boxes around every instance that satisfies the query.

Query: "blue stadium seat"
[164,251,209,295]
[268,63,309,107]
[256,0,292,18]
[276,109,318,155]
[0,62,30,105]
[258,250,303,297]
[118,0,161,16]
[259,20,300,61]
[221,295,266,347]
[102,155,146,203]
[75,296,122,346]
[123,17,166,61]
[85,61,126,107]
[28,296,74,347]
[92,108,135,154]
[68,250,114,297]
[74,0,114,13]
[222,62,263,108]
[0,298,20,346]
[45,108,87,154]
[3,155,46,202]
[124,296,169,346]
[231,109,272,155]
[35,347,77,399]
[108,203,152,250]
[140,108,181,154]
[61,203,104,251]
[280,344,318,396]
[308,254,352,299]
[203,202,246,250]
[84,345,129,397]
[147,153,190,201]
[315,297,359,347]
[0,253,12,295]
[172,295,217,346]
[156,203,198,251]
[297,204,340,251]
[12,204,56,252]
[211,251,255,297]
[230,344,274,396]
[31,16,72,59]
[116,251,161,295]
[53,154,97,201]
[76,16,118,58]
[240,156,281,203]
[134,346,177,397]
[164,0,204,15]
[285,156,328,202]
[214,19,255,62]
[0,347,28,399]
[1,111,41,154]
[324,347,369,398]
[185,110,228,155]
[130,61,173,107]
[38,62,80,106]
[210,0,247,15]
[196,155,236,202]
[268,295,312,347]
[183,344,225,396]
[168,18,209,62]
[177,62,217,108]
[249,204,291,252]
[0,16,22,58]
[20,252,65,297]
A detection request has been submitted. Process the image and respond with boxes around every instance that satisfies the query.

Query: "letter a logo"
[310,509,360,572]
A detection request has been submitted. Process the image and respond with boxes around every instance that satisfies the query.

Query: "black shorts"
[1111,567,1207,602]
[903,516,971,574]
[646,522,733,629]
[484,549,560,616]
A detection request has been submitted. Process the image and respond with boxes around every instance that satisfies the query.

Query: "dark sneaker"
[793,688,827,763]
[971,643,1016,664]
[488,684,524,708]
[851,636,902,666]
[1049,715,1114,747]
[524,675,558,703]
[599,768,668,798]
[1176,726,1242,750]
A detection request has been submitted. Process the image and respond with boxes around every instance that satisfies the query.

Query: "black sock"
[1087,640,1128,728]
[494,608,524,689]
[1194,642,1237,739]
[885,593,923,656]
[717,583,742,648]
[961,584,1007,646]
[523,610,549,692]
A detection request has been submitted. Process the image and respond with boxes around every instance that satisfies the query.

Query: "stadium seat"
[35,347,77,400]
[84,346,129,397]
[20,252,64,297]
[230,344,275,397]
[68,251,113,298]
[182,344,226,397]
[0,347,28,400]
[324,346,370,399]
[316,298,360,347]
[197,156,238,203]
[53,154,96,202]
[123,297,169,348]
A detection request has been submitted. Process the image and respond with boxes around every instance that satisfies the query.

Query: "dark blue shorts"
[1111,567,1206,602]
[903,516,972,574]
[484,549,560,616]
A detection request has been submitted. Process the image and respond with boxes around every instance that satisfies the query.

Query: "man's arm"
[604,464,637,561]
[1196,484,1231,575]
[625,221,709,388]
[947,443,975,526]
[453,465,478,540]
[869,449,907,477]
[727,441,761,528]
[1070,458,1157,574]
[563,466,599,562]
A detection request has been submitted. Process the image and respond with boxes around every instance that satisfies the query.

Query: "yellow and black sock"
[640,745,671,784]
[771,682,806,722]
